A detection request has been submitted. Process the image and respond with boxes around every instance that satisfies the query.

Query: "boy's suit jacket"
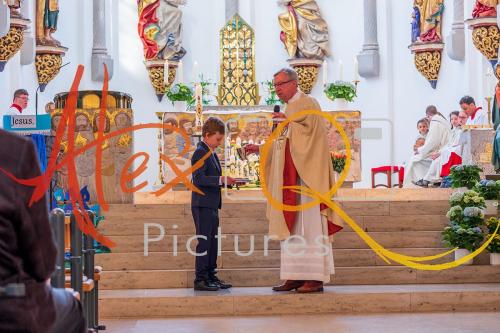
[191,141,222,209]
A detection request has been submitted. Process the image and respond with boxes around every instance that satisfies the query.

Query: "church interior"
[0,0,500,332]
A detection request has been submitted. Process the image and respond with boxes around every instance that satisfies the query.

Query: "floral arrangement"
[485,217,500,253]
[449,190,486,209]
[443,194,485,252]
[324,81,357,102]
[449,165,482,189]
[262,80,282,106]
[442,223,484,252]
[473,179,500,201]
[166,83,195,106]
[331,151,347,174]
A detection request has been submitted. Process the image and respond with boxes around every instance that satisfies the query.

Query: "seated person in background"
[413,118,429,152]
[0,129,86,333]
[460,95,488,126]
[416,111,463,187]
[403,105,451,188]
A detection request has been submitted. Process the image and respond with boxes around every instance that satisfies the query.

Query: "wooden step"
[99,214,449,237]
[103,200,449,225]
[95,249,490,271]
[99,265,500,290]
[104,231,446,253]
[98,283,500,318]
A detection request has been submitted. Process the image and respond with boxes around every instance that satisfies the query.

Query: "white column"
[91,0,114,81]
[0,1,9,37]
[446,0,465,61]
[357,0,380,78]
[225,0,238,21]
[20,0,34,65]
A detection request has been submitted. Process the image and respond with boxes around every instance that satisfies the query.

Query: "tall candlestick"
[339,60,344,81]
[322,60,328,86]
[195,83,202,100]
[178,60,184,84]
[192,60,199,82]
[164,60,169,85]
[354,58,359,82]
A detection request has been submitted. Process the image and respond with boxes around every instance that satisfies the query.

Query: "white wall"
[0,0,495,189]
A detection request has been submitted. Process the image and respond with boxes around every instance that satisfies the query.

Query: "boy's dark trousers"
[192,207,219,282]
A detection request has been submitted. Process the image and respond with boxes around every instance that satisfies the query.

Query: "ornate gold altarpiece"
[217,14,260,106]
[51,91,134,204]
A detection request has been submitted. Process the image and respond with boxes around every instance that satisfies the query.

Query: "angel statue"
[137,0,187,61]
[278,0,330,60]
[411,0,444,43]
[472,0,498,18]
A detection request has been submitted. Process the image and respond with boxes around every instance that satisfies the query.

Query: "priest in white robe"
[403,106,451,188]
[419,111,466,186]
[246,68,342,293]
[460,95,488,126]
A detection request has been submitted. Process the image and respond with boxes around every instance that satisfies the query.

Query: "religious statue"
[472,0,498,18]
[36,0,60,46]
[411,5,421,43]
[411,0,445,43]
[278,0,329,60]
[6,0,21,18]
[137,0,187,61]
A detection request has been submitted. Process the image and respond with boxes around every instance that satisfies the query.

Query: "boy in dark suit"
[191,117,235,291]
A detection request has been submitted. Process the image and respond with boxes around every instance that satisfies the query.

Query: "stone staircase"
[96,189,500,318]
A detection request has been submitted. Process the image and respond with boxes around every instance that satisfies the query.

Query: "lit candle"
[178,60,184,84]
[339,60,344,81]
[354,58,359,82]
[322,60,328,86]
[164,60,169,85]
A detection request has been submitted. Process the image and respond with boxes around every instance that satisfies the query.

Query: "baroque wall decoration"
[137,0,187,101]
[0,3,29,72]
[35,0,67,91]
[217,14,260,106]
[409,0,445,89]
[278,0,329,94]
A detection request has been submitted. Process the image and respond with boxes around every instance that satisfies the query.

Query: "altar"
[460,128,496,176]
[158,106,362,188]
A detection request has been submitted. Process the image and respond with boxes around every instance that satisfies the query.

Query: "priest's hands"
[245,144,260,155]
[272,112,287,120]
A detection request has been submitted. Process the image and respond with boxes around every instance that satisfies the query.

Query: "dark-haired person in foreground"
[0,129,86,333]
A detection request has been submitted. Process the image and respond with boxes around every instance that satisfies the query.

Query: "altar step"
[98,284,500,318]
[105,230,449,253]
[99,265,500,290]
[97,248,490,271]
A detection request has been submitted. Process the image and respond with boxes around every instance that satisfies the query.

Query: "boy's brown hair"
[202,117,225,137]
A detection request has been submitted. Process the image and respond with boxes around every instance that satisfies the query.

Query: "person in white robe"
[419,111,464,186]
[460,95,488,126]
[245,68,341,293]
[403,106,451,188]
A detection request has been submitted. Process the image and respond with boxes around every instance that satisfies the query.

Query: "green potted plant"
[449,165,482,190]
[166,83,195,111]
[324,80,357,110]
[485,217,500,265]
[473,180,500,216]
